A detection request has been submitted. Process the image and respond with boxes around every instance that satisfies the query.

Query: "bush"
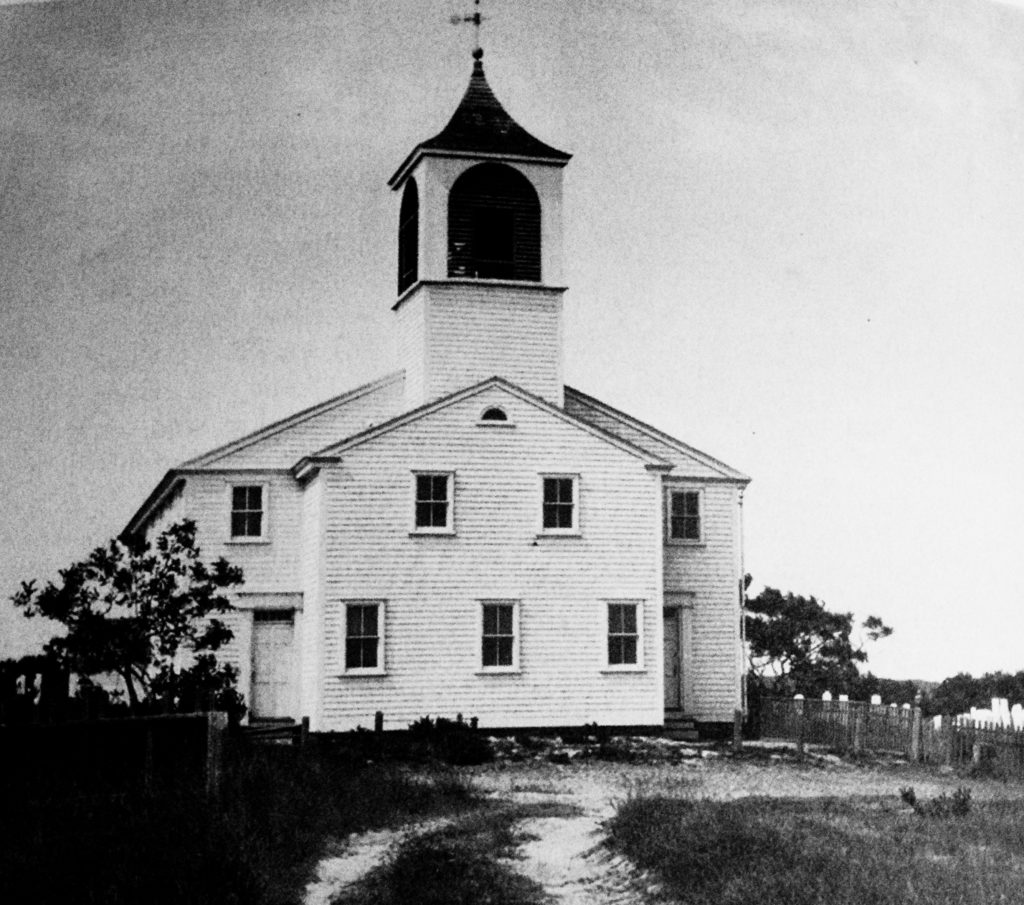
[900,785,972,818]
[407,715,493,766]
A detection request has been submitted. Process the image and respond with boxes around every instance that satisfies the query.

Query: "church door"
[251,612,296,721]
[663,608,682,710]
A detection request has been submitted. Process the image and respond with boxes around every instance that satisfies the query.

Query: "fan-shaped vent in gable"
[448,163,540,281]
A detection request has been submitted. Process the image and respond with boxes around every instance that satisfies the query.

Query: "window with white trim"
[541,475,578,533]
[480,601,519,671]
[667,488,702,543]
[413,473,453,532]
[344,602,383,672]
[230,484,266,540]
[606,601,642,668]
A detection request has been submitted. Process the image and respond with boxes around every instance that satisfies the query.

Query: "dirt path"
[303,818,452,905]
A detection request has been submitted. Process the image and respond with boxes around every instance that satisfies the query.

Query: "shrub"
[407,715,493,766]
[900,786,972,818]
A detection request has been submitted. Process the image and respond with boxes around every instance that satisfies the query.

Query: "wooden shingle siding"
[299,474,325,726]
[399,282,563,409]
[200,378,405,469]
[151,472,304,593]
[664,482,742,722]
[317,385,663,731]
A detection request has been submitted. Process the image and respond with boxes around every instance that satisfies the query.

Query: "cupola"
[390,50,572,410]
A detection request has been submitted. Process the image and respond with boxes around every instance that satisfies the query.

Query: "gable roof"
[179,371,404,469]
[294,376,671,476]
[563,386,751,484]
[389,55,571,187]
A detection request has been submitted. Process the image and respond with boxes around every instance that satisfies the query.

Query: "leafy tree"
[745,576,893,697]
[928,671,1024,717]
[11,520,244,718]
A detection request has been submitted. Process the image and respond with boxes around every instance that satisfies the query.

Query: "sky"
[1,0,1023,683]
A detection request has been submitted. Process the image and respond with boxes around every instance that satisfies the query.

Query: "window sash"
[231,485,264,538]
[607,603,639,666]
[481,602,516,668]
[345,604,380,670]
[414,474,451,530]
[542,477,576,530]
[668,490,701,541]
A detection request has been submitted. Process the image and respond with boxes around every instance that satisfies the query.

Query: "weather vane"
[450,0,484,57]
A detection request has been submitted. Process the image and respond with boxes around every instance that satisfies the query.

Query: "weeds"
[1,744,480,905]
[900,785,972,817]
[607,792,1024,905]
[339,806,553,905]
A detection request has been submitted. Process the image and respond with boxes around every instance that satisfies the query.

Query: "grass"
[0,744,480,905]
[607,789,1024,905]
[338,802,576,905]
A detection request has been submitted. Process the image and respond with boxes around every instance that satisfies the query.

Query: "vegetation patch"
[607,791,1024,905]
[1,746,479,905]
[337,803,576,905]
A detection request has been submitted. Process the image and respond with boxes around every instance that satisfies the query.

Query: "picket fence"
[761,697,1024,776]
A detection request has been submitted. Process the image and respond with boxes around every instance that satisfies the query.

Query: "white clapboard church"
[125,50,750,736]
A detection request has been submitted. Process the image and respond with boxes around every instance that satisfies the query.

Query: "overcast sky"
[2,0,1023,683]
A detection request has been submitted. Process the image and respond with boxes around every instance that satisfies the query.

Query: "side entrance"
[663,593,695,730]
[250,610,298,722]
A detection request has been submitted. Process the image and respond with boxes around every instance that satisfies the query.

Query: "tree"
[745,576,893,697]
[11,520,244,718]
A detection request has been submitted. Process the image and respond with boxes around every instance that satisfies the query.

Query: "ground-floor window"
[606,601,642,668]
[345,602,384,672]
[480,600,519,671]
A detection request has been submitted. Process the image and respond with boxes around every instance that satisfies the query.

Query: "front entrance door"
[251,611,296,720]
[663,608,681,710]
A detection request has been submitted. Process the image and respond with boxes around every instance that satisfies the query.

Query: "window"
[448,162,541,281]
[480,406,508,422]
[541,475,578,533]
[230,484,266,540]
[667,489,702,543]
[397,179,418,294]
[480,601,519,671]
[607,602,642,668]
[413,473,453,533]
[345,603,382,672]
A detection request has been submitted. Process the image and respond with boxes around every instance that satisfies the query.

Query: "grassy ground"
[336,802,577,905]
[1,744,479,905]
[607,787,1024,905]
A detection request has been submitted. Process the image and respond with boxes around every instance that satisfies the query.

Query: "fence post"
[853,704,863,755]
[374,710,384,734]
[206,711,228,801]
[733,709,743,754]
[794,694,805,758]
[299,716,310,748]
[910,693,922,762]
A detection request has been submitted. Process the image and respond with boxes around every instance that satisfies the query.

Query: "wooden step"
[663,712,700,742]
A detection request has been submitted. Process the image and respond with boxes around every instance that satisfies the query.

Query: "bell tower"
[388,49,571,409]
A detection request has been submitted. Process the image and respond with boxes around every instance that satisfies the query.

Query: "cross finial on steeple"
[450,0,484,63]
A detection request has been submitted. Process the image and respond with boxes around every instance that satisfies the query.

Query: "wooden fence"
[0,711,229,799]
[761,697,1024,776]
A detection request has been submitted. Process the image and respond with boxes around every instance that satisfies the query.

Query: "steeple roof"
[389,51,570,187]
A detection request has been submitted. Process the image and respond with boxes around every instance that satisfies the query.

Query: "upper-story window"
[448,162,540,281]
[397,178,418,294]
[230,484,266,540]
[667,488,702,543]
[540,475,578,534]
[413,472,454,533]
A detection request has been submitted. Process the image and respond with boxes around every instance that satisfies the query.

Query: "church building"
[125,50,750,736]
